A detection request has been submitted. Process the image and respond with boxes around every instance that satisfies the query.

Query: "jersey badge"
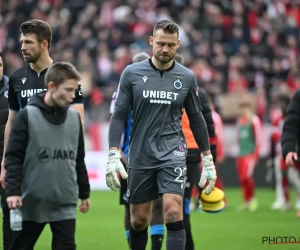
[142,76,148,83]
[21,78,27,84]
[173,78,182,89]
[4,91,8,98]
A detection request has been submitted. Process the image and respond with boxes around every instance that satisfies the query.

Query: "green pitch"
[1,188,299,249]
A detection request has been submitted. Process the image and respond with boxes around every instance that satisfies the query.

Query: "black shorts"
[119,158,129,205]
[119,177,129,205]
[184,149,201,199]
[127,165,187,204]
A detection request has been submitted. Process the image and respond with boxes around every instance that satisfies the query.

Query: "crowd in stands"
[1,0,300,125]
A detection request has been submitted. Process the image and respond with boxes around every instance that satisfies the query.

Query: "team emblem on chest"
[173,78,182,89]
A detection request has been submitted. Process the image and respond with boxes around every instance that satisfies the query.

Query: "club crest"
[173,78,182,89]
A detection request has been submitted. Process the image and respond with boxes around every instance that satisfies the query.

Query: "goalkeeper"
[110,52,165,250]
[106,20,217,250]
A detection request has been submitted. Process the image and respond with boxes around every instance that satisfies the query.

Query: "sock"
[125,230,130,245]
[275,177,284,204]
[129,226,148,250]
[247,178,255,201]
[241,178,255,203]
[150,225,164,250]
[166,221,186,250]
[183,212,194,250]
[241,179,249,202]
[282,177,290,203]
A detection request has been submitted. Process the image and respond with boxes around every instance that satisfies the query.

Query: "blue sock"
[125,230,130,245]
[150,224,165,235]
[150,224,164,250]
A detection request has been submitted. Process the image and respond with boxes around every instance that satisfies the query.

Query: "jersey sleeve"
[184,73,201,115]
[198,88,215,137]
[115,66,132,110]
[72,81,83,104]
[8,75,20,111]
[5,109,28,196]
[110,91,117,115]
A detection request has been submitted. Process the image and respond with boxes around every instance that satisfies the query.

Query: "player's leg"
[1,185,12,250]
[236,157,247,208]
[128,167,158,250]
[50,219,76,250]
[184,149,200,250]
[293,162,300,212]
[119,164,131,245]
[214,165,224,191]
[244,156,257,211]
[9,221,45,250]
[280,157,290,210]
[271,155,285,210]
[158,165,186,250]
[150,198,164,250]
[189,186,199,211]
[124,204,131,245]
[287,163,300,213]
[236,156,257,211]
[183,167,195,250]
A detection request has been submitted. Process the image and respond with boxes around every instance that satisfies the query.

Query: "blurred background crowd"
[1,0,299,126]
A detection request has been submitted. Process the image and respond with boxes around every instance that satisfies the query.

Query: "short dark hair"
[20,19,52,49]
[153,20,179,37]
[45,62,81,88]
[132,52,150,63]
[174,54,184,64]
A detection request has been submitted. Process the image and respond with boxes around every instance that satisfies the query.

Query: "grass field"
[1,188,299,250]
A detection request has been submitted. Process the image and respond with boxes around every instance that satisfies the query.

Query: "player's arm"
[185,73,216,195]
[110,91,117,116]
[5,109,28,198]
[0,77,19,187]
[184,75,210,155]
[4,76,20,160]
[3,110,18,162]
[106,66,132,191]
[281,90,300,165]
[75,114,90,211]
[109,66,132,150]
[71,81,84,127]
[198,88,216,160]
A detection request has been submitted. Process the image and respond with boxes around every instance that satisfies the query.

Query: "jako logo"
[262,236,300,244]
[37,147,75,163]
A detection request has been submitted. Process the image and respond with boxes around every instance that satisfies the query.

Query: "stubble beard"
[154,53,175,64]
[23,50,42,64]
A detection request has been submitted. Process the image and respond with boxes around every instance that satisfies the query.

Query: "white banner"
[85,151,109,190]
[85,124,273,190]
